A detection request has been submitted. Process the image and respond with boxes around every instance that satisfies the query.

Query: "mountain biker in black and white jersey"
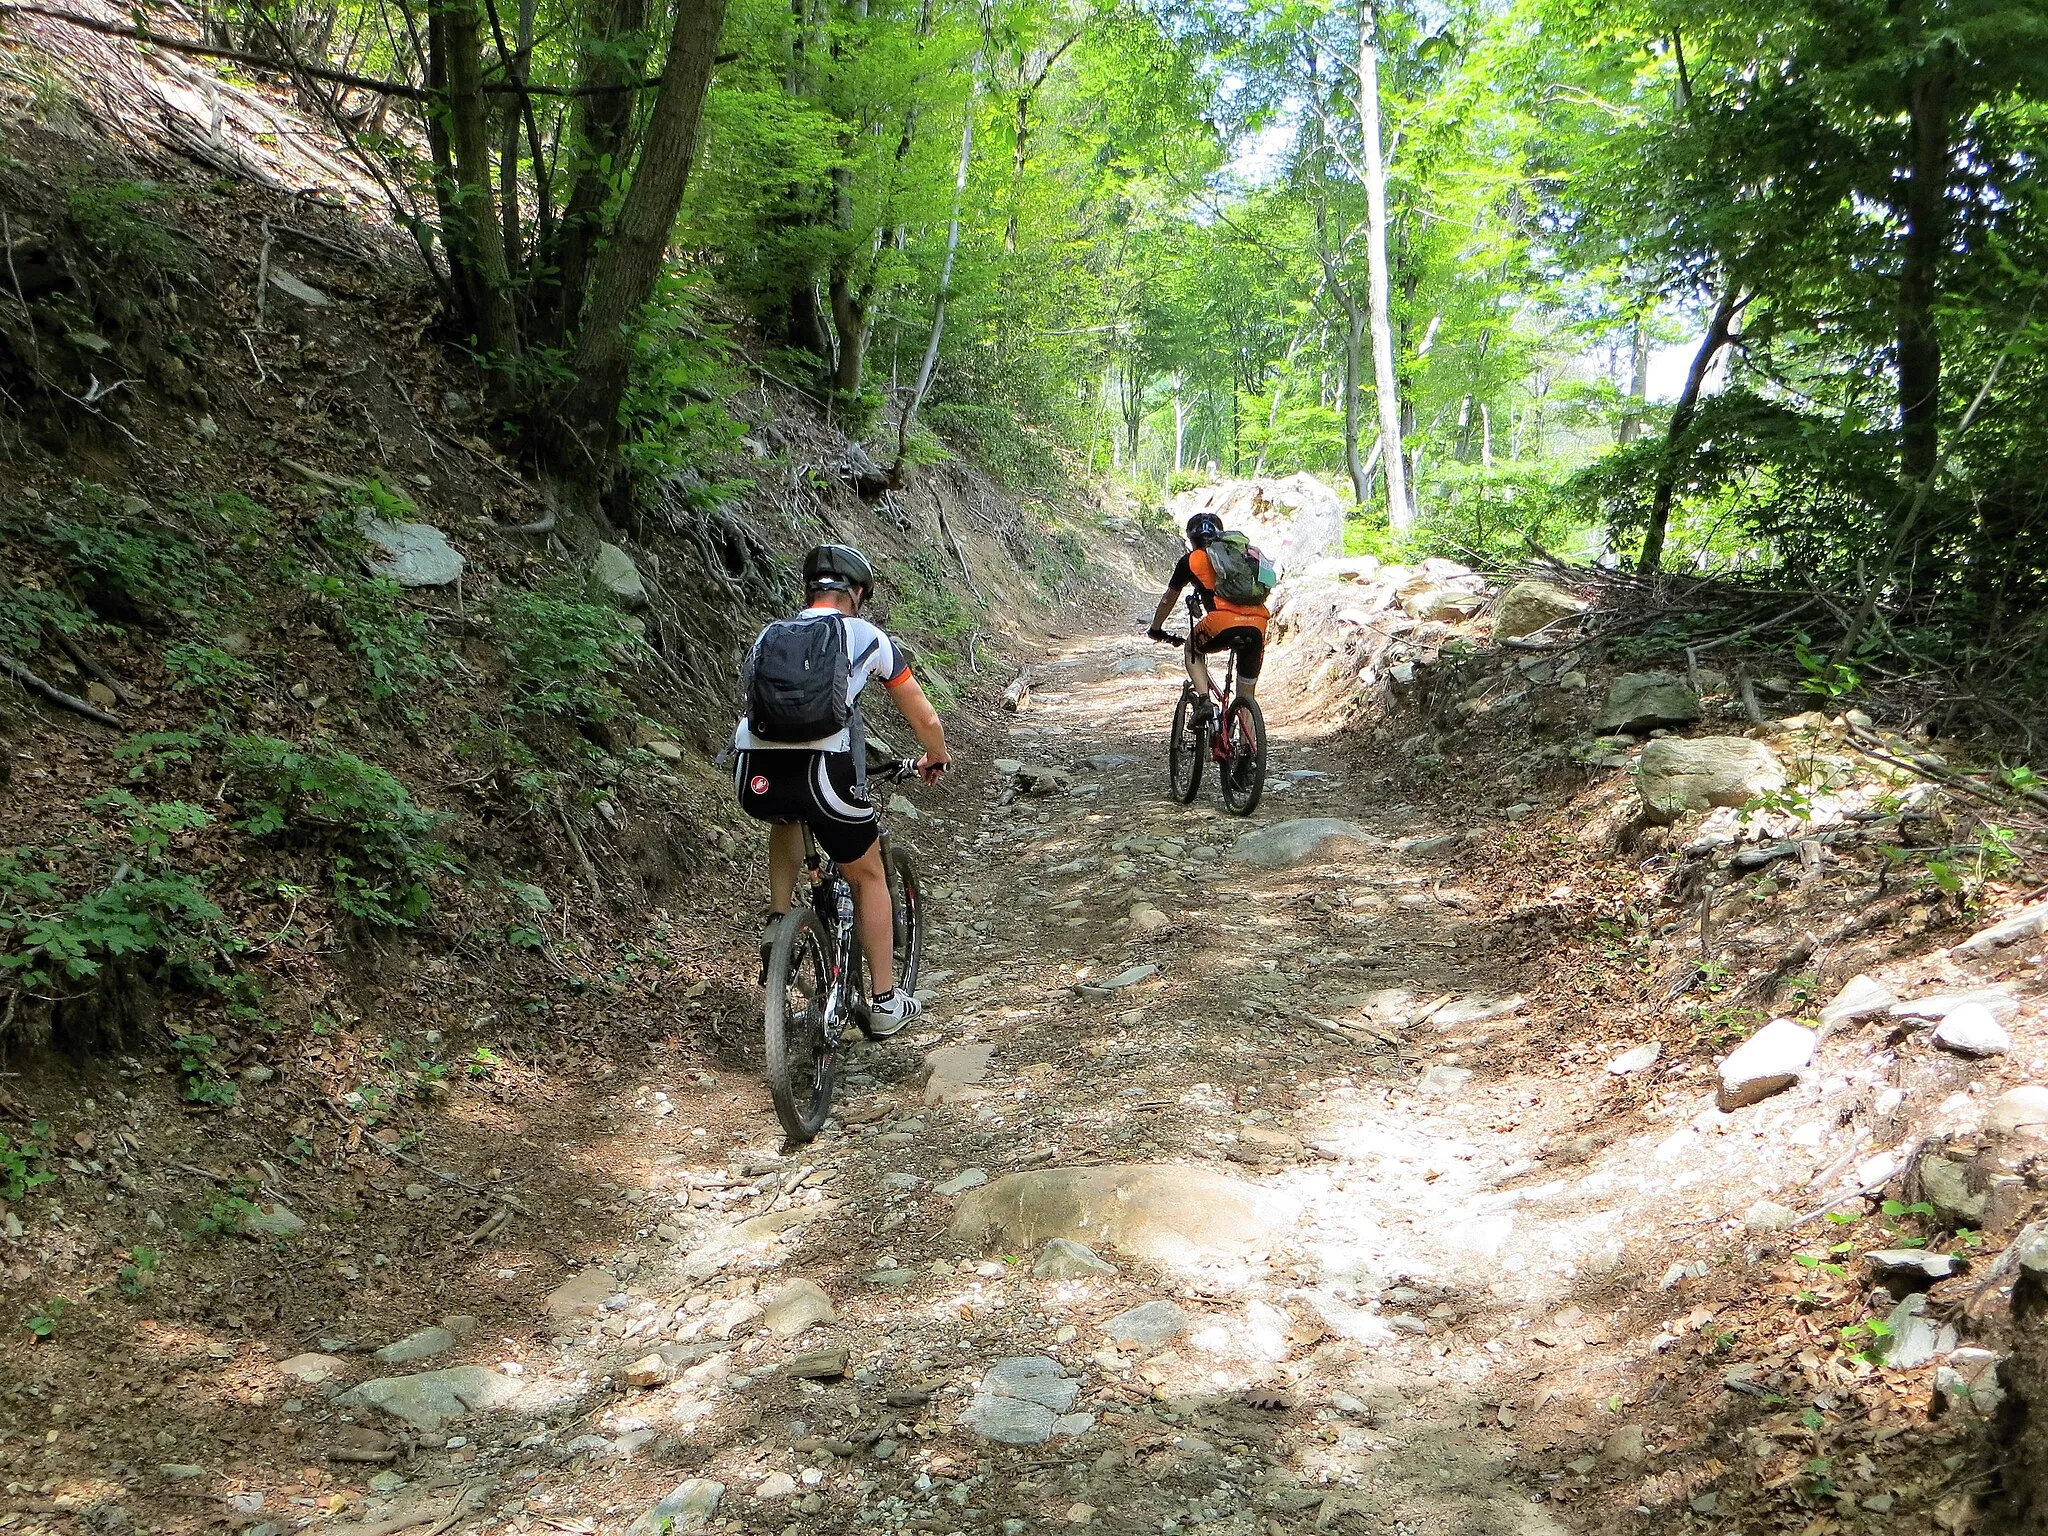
[733,543,949,1034]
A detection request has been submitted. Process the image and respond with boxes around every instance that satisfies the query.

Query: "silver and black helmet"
[802,542,875,599]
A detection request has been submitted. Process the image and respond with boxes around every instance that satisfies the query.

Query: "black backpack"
[745,615,879,742]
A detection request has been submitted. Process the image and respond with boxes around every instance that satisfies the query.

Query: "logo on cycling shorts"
[749,774,769,795]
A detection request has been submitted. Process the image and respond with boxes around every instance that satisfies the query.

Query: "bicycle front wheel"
[1219,696,1267,816]
[1168,691,1204,803]
[763,907,838,1143]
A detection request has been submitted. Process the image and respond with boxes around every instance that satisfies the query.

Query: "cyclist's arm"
[1150,584,1183,633]
[885,672,948,766]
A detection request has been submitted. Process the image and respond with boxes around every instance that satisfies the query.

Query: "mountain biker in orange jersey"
[1147,511,1270,725]
[734,544,949,1035]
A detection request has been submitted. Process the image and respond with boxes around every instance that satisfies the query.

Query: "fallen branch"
[50,629,135,706]
[0,655,121,726]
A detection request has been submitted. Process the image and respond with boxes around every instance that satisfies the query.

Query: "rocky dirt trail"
[42,610,2038,1536]
[228,616,1733,1536]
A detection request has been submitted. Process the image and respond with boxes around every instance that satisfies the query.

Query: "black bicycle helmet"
[1185,511,1224,546]
[802,543,875,600]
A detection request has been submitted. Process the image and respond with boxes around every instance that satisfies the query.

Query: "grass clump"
[491,581,647,723]
[302,572,448,704]
[222,733,451,926]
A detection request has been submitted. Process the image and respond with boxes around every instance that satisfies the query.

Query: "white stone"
[1988,1086,2048,1141]
[1933,1003,2011,1058]
[759,1279,834,1339]
[1105,1300,1190,1349]
[1492,580,1587,641]
[593,541,647,608]
[1033,1238,1118,1279]
[627,1480,724,1534]
[1597,672,1701,734]
[1638,737,1785,822]
[337,1366,523,1430]
[1607,1042,1662,1076]
[1716,1019,1815,1110]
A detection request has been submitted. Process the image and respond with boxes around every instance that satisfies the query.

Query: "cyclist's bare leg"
[767,822,805,915]
[841,842,897,994]
[1183,636,1213,702]
[1237,674,1257,703]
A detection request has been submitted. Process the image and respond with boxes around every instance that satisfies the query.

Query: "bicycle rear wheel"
[763,907,838,1143]
[858,842,925,1037]
[1168,690,1204,803]
[1219,696,1267,816]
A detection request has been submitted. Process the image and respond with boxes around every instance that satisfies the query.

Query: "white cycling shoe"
[866,989,923,1038]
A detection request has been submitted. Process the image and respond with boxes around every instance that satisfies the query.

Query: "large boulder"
[1596,671,1701,734]
[951,1164,1298,1269]
[1232,818,1381,870]
[1637,737,1785,822]
[1493,580,1587,641]
[359,514,465,588]
[592,541,648,608]
[338,1365,524,1430]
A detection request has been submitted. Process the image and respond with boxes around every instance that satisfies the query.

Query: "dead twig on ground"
[0,655,121,726]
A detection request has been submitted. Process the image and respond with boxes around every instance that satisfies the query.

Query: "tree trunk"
[1638,284,1741,575]
[427,0,518,367]
[1356,0,1407,531]
[548,0,730,490]
[1341,302,1369,509]
[1898,58,1950,487]
[539,0,650,346]
[1619,315,1649,444]
[893,72,977,478]
[1172,374,1186,475]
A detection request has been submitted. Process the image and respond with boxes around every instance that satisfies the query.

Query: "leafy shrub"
[0,855,234,989]
[1412,461,1584,565]
[33,483,245,620]
[620,269,748,486]
[222,734,451,925]
[0,1121,53,1201]
[0,583,98,658]
[491,582,647,722]
[173,1032,236,1105]
[67,179,187,270]
[162,641,262,694]
[302,571,449,703]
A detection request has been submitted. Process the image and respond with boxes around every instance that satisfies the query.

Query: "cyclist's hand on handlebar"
[1149,626,1185,646]
[916,754,949,786]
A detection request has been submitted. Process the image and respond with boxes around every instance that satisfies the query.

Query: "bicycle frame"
[794,826,899,1047]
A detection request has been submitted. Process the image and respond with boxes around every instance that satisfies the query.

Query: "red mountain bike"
[1153,632,1267,816]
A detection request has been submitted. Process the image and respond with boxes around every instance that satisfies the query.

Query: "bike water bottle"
[836,886,854,926]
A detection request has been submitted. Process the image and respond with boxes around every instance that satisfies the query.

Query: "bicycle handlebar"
[881,756,946,785]
[1151,630,1187,647]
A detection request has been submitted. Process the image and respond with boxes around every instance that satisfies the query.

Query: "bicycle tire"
[1219,696,1267,816]
[763,906,837,1143]
[857,843,925,1037]
[1168,690,1204,803]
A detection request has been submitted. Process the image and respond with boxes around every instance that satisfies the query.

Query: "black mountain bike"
[1154,630,1267,816]
[761,759,926,1144]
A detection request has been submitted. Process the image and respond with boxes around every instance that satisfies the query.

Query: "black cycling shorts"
[1192,624,1265,681]
[734,749,879,864]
